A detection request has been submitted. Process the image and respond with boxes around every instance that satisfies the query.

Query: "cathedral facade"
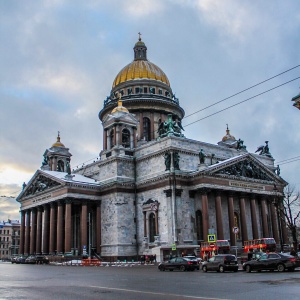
[16,38,288,262]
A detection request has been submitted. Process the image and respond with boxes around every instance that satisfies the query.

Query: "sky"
[1,0,300,221]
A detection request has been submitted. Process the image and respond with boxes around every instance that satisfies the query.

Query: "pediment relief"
[23,174,61,197]
[217,159,272,181]
[205,156,276,182]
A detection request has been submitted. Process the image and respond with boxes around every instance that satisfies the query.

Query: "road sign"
[208,234,216,242]
[232,227,239,234]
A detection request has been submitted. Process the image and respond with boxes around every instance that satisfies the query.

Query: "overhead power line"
[278,158,300,166]
[184,76,300,127]
[276,156,300,164]
[185,64,300,118]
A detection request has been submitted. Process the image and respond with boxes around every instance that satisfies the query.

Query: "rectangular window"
[135,87,140,94]
[158,89,162,95]
[144,87,148,93]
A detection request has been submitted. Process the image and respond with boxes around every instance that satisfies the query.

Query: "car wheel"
[246,265,251,273]
[219,265,224,273]
[202,265,207,272]
[160,267,165,271]
[180,265,186,272]
[169,269,173,271]
[277,264,285,272]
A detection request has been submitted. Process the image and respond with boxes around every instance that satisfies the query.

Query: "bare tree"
[280,185,300,251]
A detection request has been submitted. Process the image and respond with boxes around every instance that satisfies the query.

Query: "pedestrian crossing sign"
[208,234,216,242]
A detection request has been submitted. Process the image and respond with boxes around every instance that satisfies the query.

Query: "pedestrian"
[153,254,156,263]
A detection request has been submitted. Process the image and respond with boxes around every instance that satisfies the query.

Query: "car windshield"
[223,255,235,261]
[264,238,276,244]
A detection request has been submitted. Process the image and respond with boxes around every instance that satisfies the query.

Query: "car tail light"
[188,261,192,265]
[289,258,296,263]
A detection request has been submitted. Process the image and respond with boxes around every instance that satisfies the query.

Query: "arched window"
[149,213,156,243]
[234,212,241,240]
[110,129,114,148]
[122,129,130,148]
[143,117,151,141]
[57,160,64,172]
[196,210,203,241]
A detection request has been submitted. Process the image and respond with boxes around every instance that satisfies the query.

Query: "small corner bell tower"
[100,94,138,159]
[41,132,72,172]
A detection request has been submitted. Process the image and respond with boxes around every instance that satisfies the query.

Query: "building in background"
[0,219,20,260]
[16,37,288,262]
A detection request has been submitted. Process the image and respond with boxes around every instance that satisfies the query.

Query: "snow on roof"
[203,154,245,172]
[41,170,98,185]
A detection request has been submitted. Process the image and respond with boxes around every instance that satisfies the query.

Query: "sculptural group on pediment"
[218,159,272,181]
[24,175,60,196]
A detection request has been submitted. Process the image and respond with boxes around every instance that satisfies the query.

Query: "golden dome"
[222,125,236,142]
[112,36,170,88]
[111,96,129,114]
[52,132,65,147]
[112,60,170,88]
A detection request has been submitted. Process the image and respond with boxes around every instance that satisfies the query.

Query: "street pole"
[235,233,237,258]
[88,212,91,258]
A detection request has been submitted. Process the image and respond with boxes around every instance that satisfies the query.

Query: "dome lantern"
[134,33,147,61]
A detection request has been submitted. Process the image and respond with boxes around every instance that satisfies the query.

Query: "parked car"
[15,256,28,264]
[202,254,238,272]
[158,257,199,271]
[25,255,49,264]
[184,255,202,267]
[11,256,18,264]
[243,252,300,272]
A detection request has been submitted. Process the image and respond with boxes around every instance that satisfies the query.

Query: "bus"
[200,240,230,259]
[244,238,276,253]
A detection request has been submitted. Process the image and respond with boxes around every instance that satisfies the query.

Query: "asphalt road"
[1,262,300,300]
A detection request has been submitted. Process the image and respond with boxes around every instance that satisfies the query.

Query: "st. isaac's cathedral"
[16,37,288,262]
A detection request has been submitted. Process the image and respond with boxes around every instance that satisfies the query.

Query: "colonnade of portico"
[19,200,101,256]
[197,189,288,246]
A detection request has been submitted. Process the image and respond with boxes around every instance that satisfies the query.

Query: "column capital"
[238,192,249,199]
[65,198,72,204]
[163,189,172,197]
[189,190,196,198]
[50,202,56,208]
[43,204,50,210]
[199,188,210,195]
[175,189,182,196]
[226,191,236,198]
[214,190,222,197]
